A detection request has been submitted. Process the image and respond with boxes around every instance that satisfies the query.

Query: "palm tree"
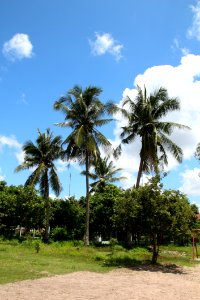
[82,156,126,193]
[53,85,115,245]
[15,129,62,242]
[117,86,190,188]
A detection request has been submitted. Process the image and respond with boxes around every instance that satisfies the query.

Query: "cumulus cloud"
[179,168,200,196]
[0,135,23,163]
[111,54,200,192]
[2,33,33,61]
[187,1,200,40]
[89,32,123,61]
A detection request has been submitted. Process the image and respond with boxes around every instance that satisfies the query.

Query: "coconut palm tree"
[82,156,126,193]
[53,85,115,245]
[117,86,190,187]
[15,129,62,242]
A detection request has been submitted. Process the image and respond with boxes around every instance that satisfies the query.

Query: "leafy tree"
[90,185,123,240]
[136,177,195,263]
[15,129,62,242]
[0,184,17,237]
[113,188,141,244]
[136,177,174,263]
[51,196,85,240]
[164,190,197,245]
[54,85,115,245]
[82,156,126,193]
[117,86,189,187]
[0,182,43,238]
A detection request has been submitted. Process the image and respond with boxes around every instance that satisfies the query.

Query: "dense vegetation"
[1,84,200,266]
[0,177,198,263]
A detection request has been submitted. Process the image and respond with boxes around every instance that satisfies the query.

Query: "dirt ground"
[1,264,200,300]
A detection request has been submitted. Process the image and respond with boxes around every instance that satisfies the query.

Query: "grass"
[0,239,199,284]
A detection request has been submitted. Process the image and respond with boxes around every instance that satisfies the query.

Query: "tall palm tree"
[53,85,115,245]
[82,156,126,193]
[118,86,190,188]
[15,129,62,242]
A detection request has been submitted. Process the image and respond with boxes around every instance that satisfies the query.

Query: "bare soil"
[1,264,200,300]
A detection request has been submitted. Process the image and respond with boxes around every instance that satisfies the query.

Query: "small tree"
[90,185,123,240]
[113,188,141,244]
[136,176,196,263]
[137,177,173,263]
[82,156,126,193]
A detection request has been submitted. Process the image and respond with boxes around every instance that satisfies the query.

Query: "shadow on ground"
[104,255,186,274]
[127,263,186,274]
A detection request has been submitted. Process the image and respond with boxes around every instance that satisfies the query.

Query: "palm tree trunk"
[85,147,90,246]
[136,158,143,188]
[43,171,50,243]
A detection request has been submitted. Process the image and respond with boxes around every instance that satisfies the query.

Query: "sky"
[1,0,200,206]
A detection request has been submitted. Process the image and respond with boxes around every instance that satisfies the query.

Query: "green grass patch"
[0,240,199,284]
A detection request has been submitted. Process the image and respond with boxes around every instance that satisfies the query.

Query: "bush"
[52,227,68,241]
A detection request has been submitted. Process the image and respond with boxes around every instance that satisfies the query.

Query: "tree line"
[0,178,198,263]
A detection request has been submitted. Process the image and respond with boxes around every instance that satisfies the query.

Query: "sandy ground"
[1,264,200,300]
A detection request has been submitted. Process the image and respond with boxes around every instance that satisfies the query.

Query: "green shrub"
[110,238,118,254]
[34,240,40,253]
[52,227,68,241]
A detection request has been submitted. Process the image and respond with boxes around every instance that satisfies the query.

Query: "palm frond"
[158,132,183,163]
[49,166,62,196]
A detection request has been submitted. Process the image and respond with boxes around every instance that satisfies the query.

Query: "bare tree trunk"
[85,148,90,246]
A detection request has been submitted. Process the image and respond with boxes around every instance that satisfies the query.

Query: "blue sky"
[1,0,200,206]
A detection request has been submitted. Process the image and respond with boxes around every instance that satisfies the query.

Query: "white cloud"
[56,159,82,173]
[89,32,123,61]
[0,135,23,163]
[179,168,200,196]
[111,54,200,190]
[0,135,21,150]
[0,168,5,181]
[2,33,33,61]
[171,38,190,56]
[187,1,200,40]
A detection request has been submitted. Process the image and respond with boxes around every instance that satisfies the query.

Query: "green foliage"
[110,238,118,254]
[51,197,85,240]
[90,185,123,239]
[118,86,190,187]
[82,156,126,193]
[33,240,41,253]
[113,188,141,243]
[54,85,116,245]
[0,239,199,284]
[0,182,44,238]
[134,177,196,262]
[15,129,63,242]
[51,227,68,241]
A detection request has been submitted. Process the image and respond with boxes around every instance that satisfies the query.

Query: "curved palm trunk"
[136,158,143,188]
[85,147,90,246]
[43,171,50,243]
